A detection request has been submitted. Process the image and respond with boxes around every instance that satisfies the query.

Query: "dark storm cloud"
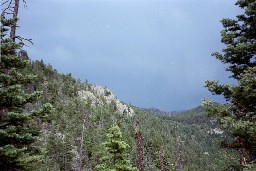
[18,0,240,111]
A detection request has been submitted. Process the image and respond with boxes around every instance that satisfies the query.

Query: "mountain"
[140,107,172,115]
[141,107,184,115]
[21,59,238,170]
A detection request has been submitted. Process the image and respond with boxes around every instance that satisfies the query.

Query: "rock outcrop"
[78,85,134,116]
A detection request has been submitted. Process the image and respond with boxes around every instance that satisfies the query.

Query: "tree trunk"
[160,145,165,171]
[78,112,89,171]
[135,129,144,171]
[239,148,247,166]
[175,136,182,171]
[10,0,20,42]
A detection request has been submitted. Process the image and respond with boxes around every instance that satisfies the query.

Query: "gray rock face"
[78,85,134,116]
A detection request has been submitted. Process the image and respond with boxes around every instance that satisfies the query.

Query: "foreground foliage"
[204,0,256,169]
[0,16,51,170]
[1,0,249,170]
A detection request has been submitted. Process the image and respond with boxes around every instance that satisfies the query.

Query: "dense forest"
[0,0,255,171]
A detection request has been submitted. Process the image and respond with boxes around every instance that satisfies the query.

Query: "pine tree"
[204,0,256,168]
[0,11,52,171]
[96,125,138,171]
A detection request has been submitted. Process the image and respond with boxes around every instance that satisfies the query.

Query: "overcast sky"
[17,0,240,111]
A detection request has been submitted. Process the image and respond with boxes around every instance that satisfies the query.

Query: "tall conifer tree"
[0,3,52,170]
[96,125,138,171]
[204,0,256,168]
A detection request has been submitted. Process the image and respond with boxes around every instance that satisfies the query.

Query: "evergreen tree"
[96,125,138,171]
[204,0,256,168]
[0,13,51,171]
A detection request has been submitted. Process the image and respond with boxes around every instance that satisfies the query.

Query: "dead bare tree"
[1,0,21,41]
[78,110,91,171]
[1,0,32,44]
[175,136,182,171]
[135,128,144,171]
[10,0,20,41]
[159,145,165,171]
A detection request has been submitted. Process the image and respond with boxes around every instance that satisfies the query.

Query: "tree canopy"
[204,0,256,169]
[0,4,52,170]
[96,125,138,171]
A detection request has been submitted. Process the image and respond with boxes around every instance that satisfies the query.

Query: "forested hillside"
[1,0,255,171]
[16,60,237,170]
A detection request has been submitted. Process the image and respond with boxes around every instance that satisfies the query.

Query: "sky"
[17,0,240,111]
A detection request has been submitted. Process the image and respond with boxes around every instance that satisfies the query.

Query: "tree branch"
[1,0,13,16]
[14,36,33,45]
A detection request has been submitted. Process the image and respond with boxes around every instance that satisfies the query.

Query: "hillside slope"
[23,59,238,170]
